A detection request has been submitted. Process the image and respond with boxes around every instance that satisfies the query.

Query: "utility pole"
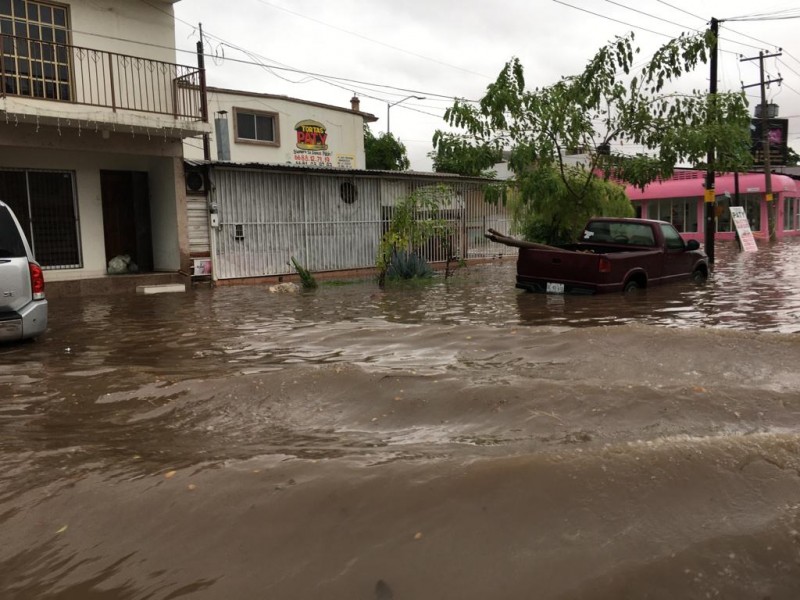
[741,51,782,241]
[197,23,211,161]
[704,18,719,264]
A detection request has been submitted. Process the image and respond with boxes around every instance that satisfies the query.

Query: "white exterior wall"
[0,0,202,285]
[68,0,178,62]
[0,0,208,136]
[0,130,184,281]
[185,90,369,169]
[148,156,183,272]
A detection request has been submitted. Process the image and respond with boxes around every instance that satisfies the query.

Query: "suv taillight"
[29,263,45,300]
[598,256,612,273]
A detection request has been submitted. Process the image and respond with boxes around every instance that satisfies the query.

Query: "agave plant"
[386,249,434,281]
[290,257,318,289]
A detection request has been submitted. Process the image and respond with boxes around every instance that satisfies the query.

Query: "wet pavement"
[2,238,800,599]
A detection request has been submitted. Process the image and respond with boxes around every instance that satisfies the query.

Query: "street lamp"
[387,95,425,135]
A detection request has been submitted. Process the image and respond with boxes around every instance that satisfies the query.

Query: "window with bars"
[0,169,82,269]
[1,0,71,101]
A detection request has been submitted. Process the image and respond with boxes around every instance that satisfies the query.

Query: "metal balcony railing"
[0,34,207,122]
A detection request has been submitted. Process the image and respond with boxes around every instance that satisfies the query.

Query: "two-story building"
[183,87,376,168]
[180,87,380,270]
[0,0,210,293]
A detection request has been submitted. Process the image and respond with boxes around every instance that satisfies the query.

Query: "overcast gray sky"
[170,0,800,170]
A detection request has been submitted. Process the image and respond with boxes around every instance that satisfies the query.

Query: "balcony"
[1,34,208,136]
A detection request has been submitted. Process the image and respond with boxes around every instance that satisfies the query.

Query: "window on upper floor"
[233,108,280,146]
[1,0,71,100]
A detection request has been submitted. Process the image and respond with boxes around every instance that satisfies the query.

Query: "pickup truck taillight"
[598,256,612,273]
[30,263,45,300]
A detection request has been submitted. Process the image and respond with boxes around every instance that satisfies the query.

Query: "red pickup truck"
[487,218,709,294]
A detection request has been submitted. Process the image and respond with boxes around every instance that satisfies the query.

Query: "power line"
[250,0,492,80]
[203,33,469,102]
[66,20,472,106]
[552,0,674,38]
[655,0,704,22]
[781,82,800,98]
[603,0,696,32]
[778,59,800,81]
[553,0,742,57]
[655,1,788,55]
[131,0,475,113]
[606,0,764,51]
[724,9,800,22]
[137,0,197,30]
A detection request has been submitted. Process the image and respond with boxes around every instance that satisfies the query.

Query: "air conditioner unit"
[185,169,207,194]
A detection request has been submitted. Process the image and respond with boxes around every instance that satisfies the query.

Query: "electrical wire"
[655,0,704,22]
[724,9,800,22]
[250,0,492,80]
[655,1,789,57]
[603,0,696,32]
[605,0,764,51]
[552,0,742,56]
[552,0,674,38]
[127,0,478,104]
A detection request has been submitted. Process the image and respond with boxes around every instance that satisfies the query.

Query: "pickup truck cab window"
[660,223,686,250]
[584,222,656,246]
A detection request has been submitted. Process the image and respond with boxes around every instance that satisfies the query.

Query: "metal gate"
[210,167,514,280]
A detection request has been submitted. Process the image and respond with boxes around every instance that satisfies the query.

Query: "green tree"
[376,186,452,286]
[787,147,800,167]
[434,31,752,244]
[364,125,410,170]
[510,166,633,245]
[428,143,502,177]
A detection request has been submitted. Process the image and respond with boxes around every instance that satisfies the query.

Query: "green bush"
[386,250,434,281]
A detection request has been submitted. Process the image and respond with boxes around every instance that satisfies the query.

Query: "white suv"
[0,201,48,342]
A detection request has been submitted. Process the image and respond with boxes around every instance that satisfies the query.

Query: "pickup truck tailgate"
[515,248,606,294]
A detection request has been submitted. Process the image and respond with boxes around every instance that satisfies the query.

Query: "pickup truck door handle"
[551,258,562,264]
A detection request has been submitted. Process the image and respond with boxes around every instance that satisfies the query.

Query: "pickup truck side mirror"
[685,239,700,251]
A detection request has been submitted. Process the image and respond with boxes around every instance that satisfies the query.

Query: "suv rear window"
[0,206,27,258]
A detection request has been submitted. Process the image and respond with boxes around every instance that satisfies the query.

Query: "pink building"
[624,170,800,241]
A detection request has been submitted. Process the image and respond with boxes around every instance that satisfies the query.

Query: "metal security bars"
[0,168,82,270]
[210,167,515,280]
[0,34,206,121]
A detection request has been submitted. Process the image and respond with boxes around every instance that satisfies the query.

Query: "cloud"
[175,0,800,169]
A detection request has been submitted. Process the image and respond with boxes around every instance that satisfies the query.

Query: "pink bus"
[623,169,800,241]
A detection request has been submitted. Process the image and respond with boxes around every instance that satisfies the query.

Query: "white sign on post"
[729,206,758,252]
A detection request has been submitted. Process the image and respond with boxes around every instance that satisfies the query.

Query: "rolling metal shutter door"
[187,195,210,255]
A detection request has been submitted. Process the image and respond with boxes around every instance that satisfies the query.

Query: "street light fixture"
[387,95,425,135]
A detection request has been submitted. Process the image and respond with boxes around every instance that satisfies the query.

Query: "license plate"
[546,282,565,294]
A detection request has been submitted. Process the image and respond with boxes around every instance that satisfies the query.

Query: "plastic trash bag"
[107,254,131,275]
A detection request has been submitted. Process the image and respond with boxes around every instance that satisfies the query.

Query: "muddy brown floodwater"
[2,239,800,600]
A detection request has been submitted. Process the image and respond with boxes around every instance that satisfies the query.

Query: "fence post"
[0,35,6,99]
[108,53,116,112]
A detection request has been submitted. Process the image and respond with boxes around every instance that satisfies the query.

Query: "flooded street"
[2,238,800,599]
